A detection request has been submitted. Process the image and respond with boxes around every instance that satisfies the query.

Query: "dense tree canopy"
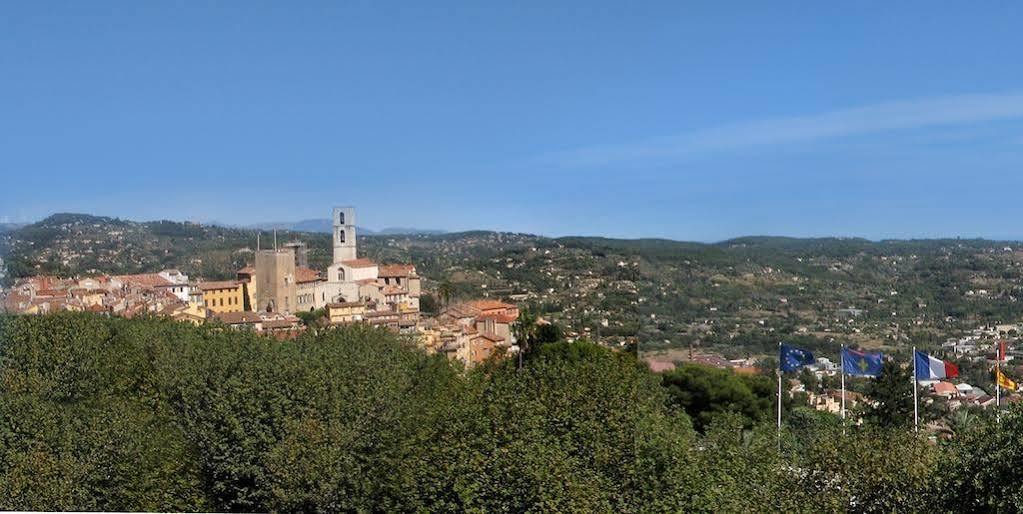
[0,313,1020,512]
[660,363,777,431]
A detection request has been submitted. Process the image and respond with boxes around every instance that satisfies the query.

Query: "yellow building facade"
[199,280,246,313]
[326,301,368,324]
[168,302,212,325]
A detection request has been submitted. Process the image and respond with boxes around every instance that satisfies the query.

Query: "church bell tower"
[332,206,357,263]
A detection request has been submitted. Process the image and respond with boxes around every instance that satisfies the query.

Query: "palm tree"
[514,308,538,370]
[949,409,978,437]
[438,281,454,306]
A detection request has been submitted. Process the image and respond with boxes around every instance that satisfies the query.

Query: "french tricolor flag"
[914,350,959,380]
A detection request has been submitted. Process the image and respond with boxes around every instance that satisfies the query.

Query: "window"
[337,269,345,281]
[339,229,345,243]
[339,212,345,224]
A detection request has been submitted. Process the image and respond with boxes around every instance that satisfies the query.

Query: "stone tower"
[332,206,357,263]
[255,249,297,313]
[283,241,308,268]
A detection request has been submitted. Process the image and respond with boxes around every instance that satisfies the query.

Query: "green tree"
[0,312,1007,511]
[418,293,439,314]
[294,307,326,327]
[864,360,914,429]
[0,314,206,511]
[437,281,454,306]
[513,308,539,370]
[535,321,562,345]
[933,404,1023,511]
[786,426,936,512]
[798,367,820,393]
[461,341,693,511]
[661,363,776,432]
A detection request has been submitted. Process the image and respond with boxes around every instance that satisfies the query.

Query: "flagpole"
[841,346,846,423]
[777,342,782,432]
[912,346,918,433]
[996,345,1001,424]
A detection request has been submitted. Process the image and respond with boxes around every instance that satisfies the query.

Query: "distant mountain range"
[227,219,447,236]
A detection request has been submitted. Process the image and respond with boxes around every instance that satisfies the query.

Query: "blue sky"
[2,2,1023,241]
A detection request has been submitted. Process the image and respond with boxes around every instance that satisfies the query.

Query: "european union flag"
[780,344,814,372]
[842,347,883,377]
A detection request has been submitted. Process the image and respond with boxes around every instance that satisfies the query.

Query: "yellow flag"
[997,369,1017,391]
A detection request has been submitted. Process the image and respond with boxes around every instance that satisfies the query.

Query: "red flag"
[946,361,960,378]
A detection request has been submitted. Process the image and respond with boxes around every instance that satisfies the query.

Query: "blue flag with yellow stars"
[842,347,883,377]
[780,343,814,372]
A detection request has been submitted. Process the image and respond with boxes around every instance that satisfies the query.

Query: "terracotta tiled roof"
[26,276,61,290]
[295,266,322,283]
[198,280,242,291]
[237,266,255,275]
[378,264,416,277]
[341,258,377,268]
[114,273,174,288]
[466,299,516,311]
[477,312,518,323]
[157,302,183,316]
[87,303,111,313]
[261,319,300,330]
[214,311,261,324]
[441,303,482,319]
[4,292,31,311]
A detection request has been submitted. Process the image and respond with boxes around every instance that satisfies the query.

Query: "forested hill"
[6,213,1023,357]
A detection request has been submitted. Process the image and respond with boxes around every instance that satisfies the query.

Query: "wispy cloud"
[547,91,1023,167]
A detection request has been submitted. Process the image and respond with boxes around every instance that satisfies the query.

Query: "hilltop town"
[9,215,1023,358]
[9,211,1023,424]
[0,208,525,369]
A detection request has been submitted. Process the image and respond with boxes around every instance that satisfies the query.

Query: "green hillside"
[6,214,1023,359]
